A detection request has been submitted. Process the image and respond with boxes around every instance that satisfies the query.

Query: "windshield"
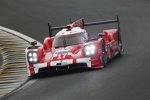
[53,34,84,48]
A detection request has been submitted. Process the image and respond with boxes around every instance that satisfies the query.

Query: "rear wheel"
[101,42,108,68]
[117,40,123,56]
[101,52,108,67]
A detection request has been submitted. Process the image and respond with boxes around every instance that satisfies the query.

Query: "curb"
[0,26,42,99]
[0,26,42,45]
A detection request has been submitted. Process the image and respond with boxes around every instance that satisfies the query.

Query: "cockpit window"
[53,34,84,48]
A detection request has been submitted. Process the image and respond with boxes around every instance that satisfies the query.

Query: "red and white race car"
[25,16,123,76]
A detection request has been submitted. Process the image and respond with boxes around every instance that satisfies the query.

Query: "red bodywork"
[26,18,122,76]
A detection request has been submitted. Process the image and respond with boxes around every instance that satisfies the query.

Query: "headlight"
[27,51,38,64]
[85,45,96,56]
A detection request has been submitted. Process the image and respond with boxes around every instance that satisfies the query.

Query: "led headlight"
[27,51,38,64]
[85,45,96,56]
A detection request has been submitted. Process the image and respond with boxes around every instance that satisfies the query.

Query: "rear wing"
[48,16,120,37]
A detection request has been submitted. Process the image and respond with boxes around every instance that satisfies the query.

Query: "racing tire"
[117,40,123,56]
[101,52,108,68]
[101,41,109,68]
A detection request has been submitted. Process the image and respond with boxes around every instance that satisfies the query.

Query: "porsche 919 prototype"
[25,16,123,76]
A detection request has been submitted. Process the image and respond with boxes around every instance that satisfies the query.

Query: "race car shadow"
[104,53,127,69]
[30,67,93,79]
[30,54,126,79]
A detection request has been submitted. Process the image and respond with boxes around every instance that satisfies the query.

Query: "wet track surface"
[0,0,150,100]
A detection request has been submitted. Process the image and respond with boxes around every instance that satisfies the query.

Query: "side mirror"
[30,41,37,46]
[98,33,104,37]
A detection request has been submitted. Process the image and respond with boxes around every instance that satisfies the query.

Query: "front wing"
[27,57,92,76]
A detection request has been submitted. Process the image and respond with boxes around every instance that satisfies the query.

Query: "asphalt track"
[0,0,150,100]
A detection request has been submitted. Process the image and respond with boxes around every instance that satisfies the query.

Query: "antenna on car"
[48,23,52,37]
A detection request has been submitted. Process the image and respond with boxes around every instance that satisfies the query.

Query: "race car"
[25,16,123,77]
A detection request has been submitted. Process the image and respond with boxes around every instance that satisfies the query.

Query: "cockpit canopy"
[53,27,88,48]
[53,33,84,48]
